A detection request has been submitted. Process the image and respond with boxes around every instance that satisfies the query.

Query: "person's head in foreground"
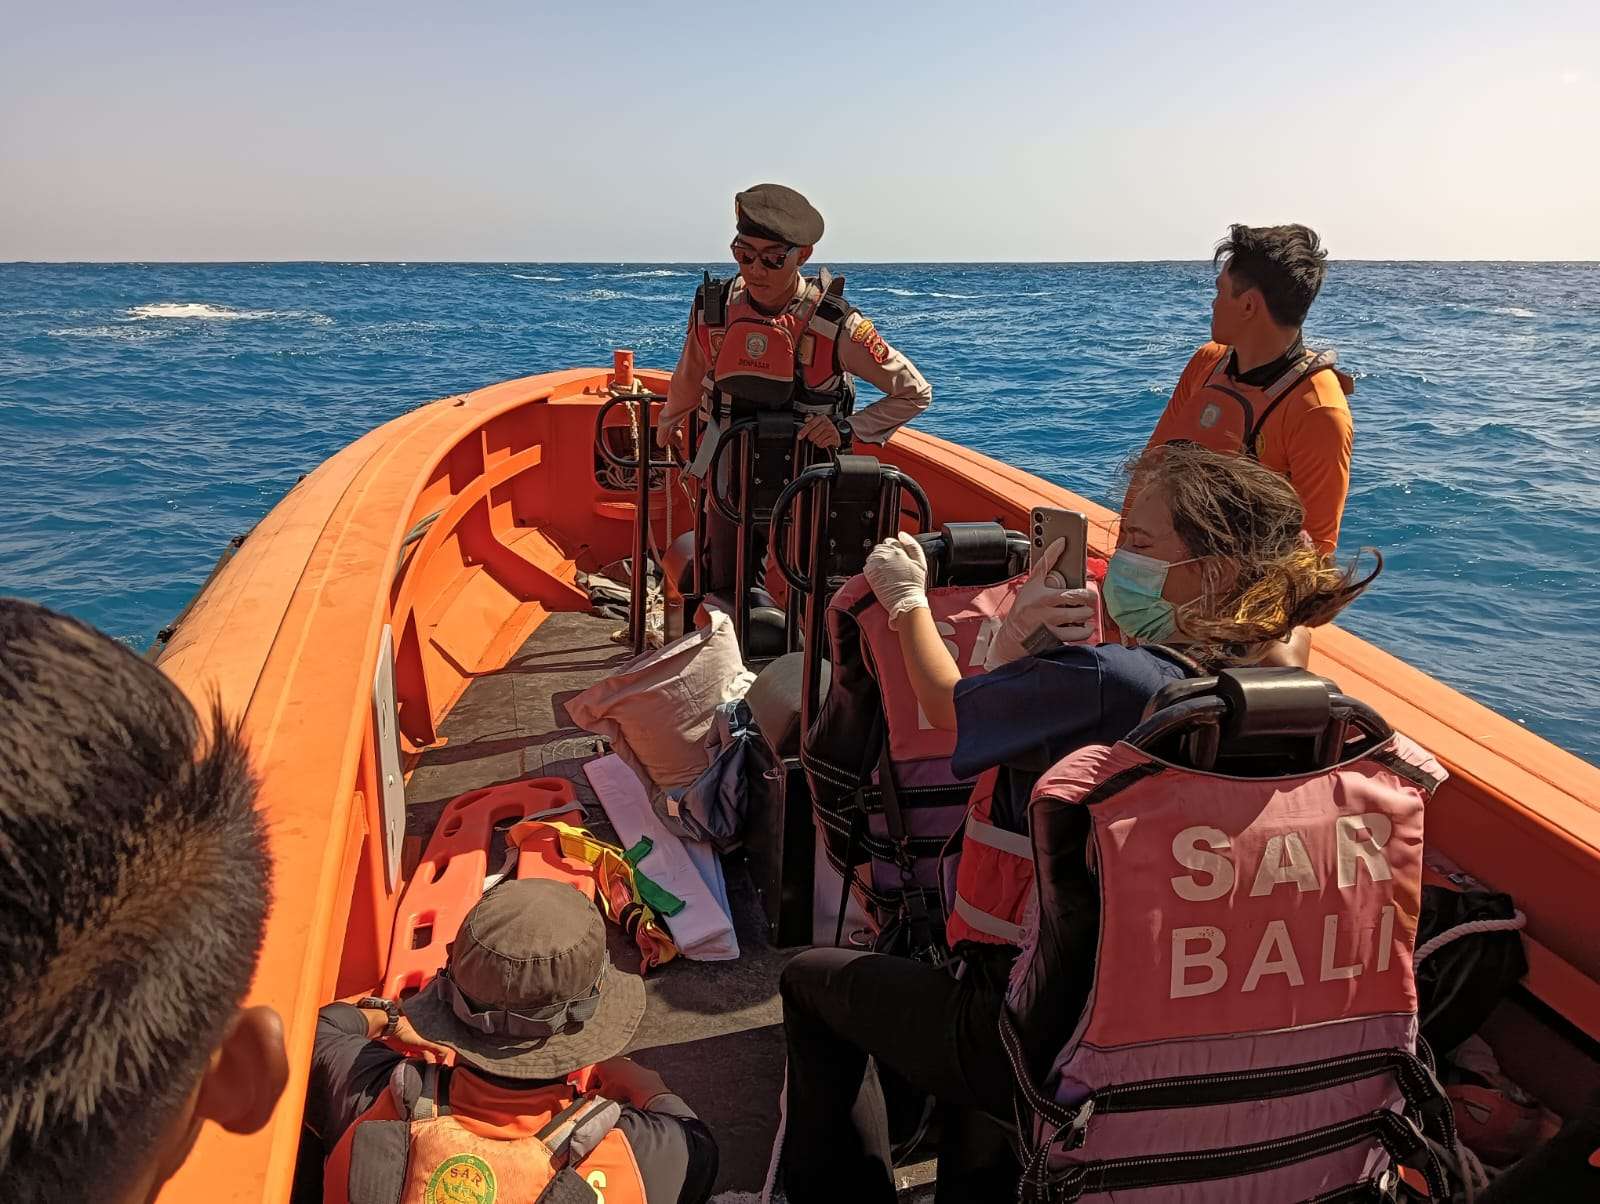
[1210,222,1328,345]
[400,876,646,1080]
[1112,442,1376,664]
[0,598,286,1204]
[728,182,823,311]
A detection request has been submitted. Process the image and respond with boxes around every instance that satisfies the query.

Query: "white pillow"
[567,609,750,791]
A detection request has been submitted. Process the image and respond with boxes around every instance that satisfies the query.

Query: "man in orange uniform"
[1139,223,1354,555]
[658,183,931,595]
[310,879,717,1204]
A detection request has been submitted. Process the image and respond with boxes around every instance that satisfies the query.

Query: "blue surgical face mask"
[1102,548,1201,643]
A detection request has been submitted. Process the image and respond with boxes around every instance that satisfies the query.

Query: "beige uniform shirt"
[662,274,932,445]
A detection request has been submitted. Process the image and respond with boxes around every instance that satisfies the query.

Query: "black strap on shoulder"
[1244,349,1338,456]
[877,737,943,965]
[816,270,855,326]
[698,272,730,329]
[536,1169,607,1204]
[347,1119,411,1204]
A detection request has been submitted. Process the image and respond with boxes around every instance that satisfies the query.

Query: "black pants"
[703,503,749,596]
[778,947,1019,1203]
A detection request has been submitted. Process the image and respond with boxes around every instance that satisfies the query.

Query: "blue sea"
[1,262,1596,766]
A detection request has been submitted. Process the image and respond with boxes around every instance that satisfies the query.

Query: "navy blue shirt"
[951,643,1190,834]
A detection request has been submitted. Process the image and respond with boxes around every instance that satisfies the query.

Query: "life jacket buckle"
[1065,1097,1095,1149]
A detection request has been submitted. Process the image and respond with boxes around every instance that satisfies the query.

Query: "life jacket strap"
[535,1093,624,1169]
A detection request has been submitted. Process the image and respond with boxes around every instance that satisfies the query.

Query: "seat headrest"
[915,522,1028,586]
[1131,666,1392,776]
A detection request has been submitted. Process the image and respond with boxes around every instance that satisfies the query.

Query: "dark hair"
[0,599,270,1200]
[1214,223,1328,328]
[1124,445,1379,666]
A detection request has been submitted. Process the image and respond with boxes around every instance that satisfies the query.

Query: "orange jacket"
[324,1065,647,1204]
[1142,342,1354,554]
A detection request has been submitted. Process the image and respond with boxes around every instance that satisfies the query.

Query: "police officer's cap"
[735,184,824,247]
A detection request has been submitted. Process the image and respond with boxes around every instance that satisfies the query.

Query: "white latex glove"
[864,532,929,627]
[985,538,1102,669]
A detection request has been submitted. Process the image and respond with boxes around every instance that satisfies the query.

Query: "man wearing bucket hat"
[309,879,718,1203]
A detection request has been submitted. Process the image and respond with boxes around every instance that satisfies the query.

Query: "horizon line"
[5,257,1600,268]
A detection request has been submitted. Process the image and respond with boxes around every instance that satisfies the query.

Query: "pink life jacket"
[805,570,1023,935]
[693,270,856,418]
[1004,727,1453,1202]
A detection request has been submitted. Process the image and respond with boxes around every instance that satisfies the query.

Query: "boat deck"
[403,610,819,1199]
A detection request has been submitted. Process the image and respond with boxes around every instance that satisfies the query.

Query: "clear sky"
[3,0,1597,261]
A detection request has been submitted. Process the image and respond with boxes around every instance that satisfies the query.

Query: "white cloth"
[568,609,748,790]
[584,754,740,962]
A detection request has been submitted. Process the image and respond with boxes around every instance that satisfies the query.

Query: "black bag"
[658,698,780,853]
[1415,885,1527,1056]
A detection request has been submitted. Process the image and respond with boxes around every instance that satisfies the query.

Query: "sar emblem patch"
[426,1153,497,1204]
[745,332,769,357]
[1198,402,1221,430]
[851,317,891,365]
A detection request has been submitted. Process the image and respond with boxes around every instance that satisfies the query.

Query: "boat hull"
[153,366,1600,1202]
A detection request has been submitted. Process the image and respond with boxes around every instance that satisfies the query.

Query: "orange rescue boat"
[151,360,1600,1202]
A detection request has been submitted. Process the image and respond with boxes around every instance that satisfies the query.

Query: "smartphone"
[1030,507,1088,590]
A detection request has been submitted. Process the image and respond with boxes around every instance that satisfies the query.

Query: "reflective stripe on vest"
[944,770,1036,949]
[965,812,1032,858]
[1008,733,1447,1202]
[951,892,1028,945]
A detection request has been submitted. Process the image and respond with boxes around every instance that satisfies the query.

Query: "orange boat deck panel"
[154,367,1600,1203]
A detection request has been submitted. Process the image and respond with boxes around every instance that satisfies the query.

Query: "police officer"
[656,183,931,595]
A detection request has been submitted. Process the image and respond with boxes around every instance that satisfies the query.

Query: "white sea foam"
[131,302,263,320]
[512,273,564,282]
[1492,306,1536,318]
[857,286,978,299]
[584,288,677,303]
[128,302,332,325]
[606,269,689,278]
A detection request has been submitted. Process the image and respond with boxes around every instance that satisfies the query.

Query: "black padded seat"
[703,590,787,662]
[746,650,832,758]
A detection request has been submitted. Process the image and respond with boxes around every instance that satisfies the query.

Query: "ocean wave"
[604,269,690,279]
[857,286,980,299]
[512,273,564,282]
[1490,306,1537,318]
[584,289,677,303]
[128,302,333,325]
[49,324,174,342]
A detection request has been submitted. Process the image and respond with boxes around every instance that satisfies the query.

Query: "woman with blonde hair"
[776,442,1378,1203]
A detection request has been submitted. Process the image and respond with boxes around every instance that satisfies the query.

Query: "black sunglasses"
[730,239,794,271]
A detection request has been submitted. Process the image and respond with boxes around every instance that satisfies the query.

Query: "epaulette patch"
[851,317,891,366]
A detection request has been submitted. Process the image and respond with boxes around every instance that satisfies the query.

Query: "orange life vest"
[693,270,856,418]
[942,768,1032,948]
[1177,343,1350,462]
[332,1063,646,1204]
[940,563,1131,953]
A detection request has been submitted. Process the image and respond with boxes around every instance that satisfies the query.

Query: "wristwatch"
[356,996,401,1038]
